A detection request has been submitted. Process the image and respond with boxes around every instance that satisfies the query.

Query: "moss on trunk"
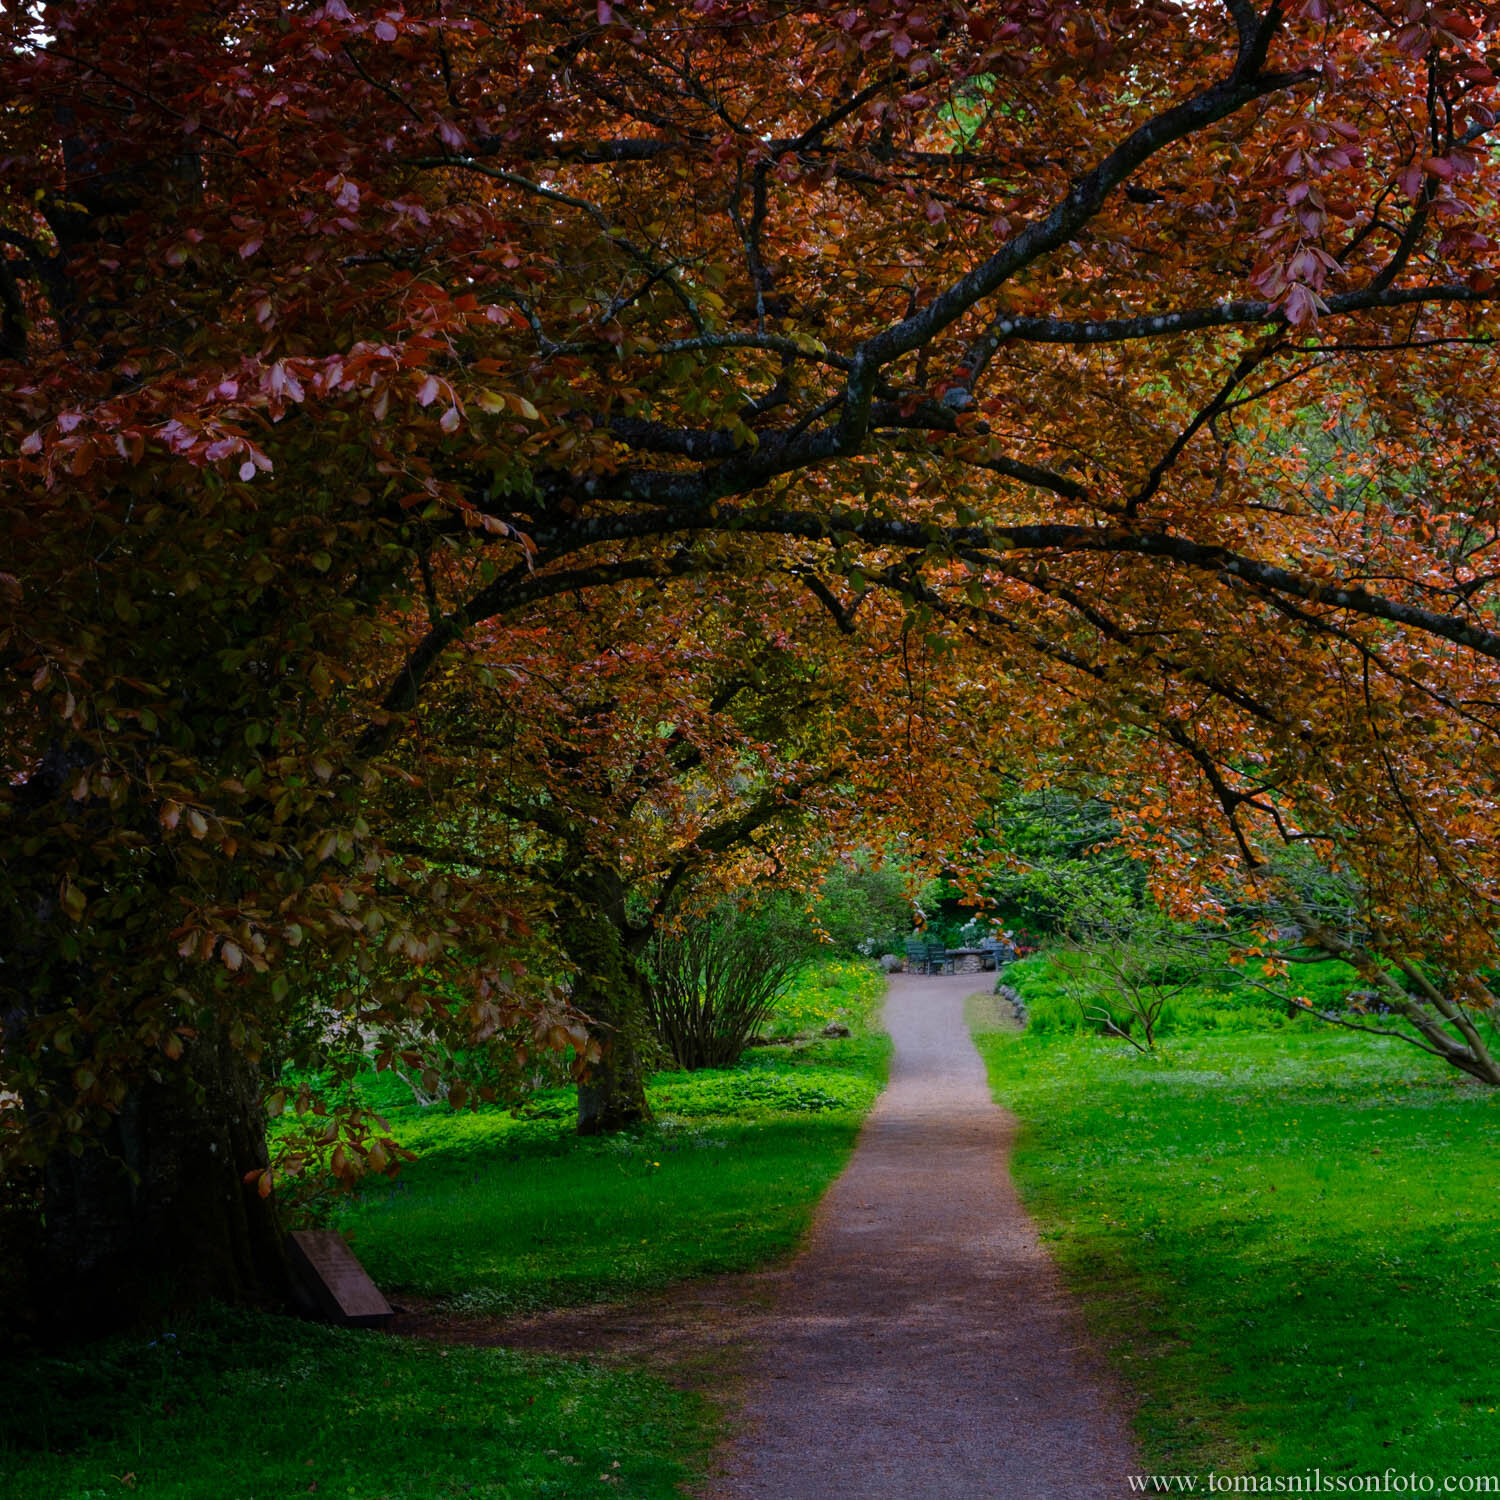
[559,878,654,1136]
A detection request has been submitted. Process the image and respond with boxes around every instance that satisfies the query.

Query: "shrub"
[1007,947,1364,1039]
[645,900,814,1069]
[812,856,913,955]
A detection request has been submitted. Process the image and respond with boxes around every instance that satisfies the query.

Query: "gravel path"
[710,970,1140,1499]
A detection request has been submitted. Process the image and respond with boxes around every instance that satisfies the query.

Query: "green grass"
[332,960,889,1314]
[759,955,885,1038]
[0,1304,705,1499]
[971,1015,1500,1481]
[2,959,889,1500]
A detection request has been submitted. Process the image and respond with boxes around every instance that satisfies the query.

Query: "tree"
[391,570,985,1129]
[7,0,1500,1319]
[1055,915,1215,1054]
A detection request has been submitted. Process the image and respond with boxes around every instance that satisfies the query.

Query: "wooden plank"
[286,1229,394,1329]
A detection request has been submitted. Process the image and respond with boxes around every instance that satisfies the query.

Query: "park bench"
[904,938,952,974]
[979,937,1017,970]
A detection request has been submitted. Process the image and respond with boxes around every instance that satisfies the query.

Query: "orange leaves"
[6,0,1500,1174]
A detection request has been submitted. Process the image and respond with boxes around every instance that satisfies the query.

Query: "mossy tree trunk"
[558,873,655,1136]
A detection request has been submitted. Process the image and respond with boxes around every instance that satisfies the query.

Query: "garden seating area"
[903,936,1016,975]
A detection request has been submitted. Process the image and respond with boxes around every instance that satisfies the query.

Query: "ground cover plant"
[756,957,884,1040]
[324,960,887,1314]
[972,992,1500,1481]
[0,1304,706,1500]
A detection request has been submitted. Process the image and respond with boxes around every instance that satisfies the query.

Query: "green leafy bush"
[645,898,814,1068]
[1006,949,1363,1039]
[812,856,913,955]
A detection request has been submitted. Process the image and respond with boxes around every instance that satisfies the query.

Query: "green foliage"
[811,856,914,955]
[914,788,1145,945]
[649,1066,875,1115]
[912,898,1004,950]
[0,1305,705,1499]
[1005,948,1361,1038]
[645,896,815,1069]
[763,957,886,1038]
[977,789,1143,936]
[316,969,887,1315]
[970,1024,1500,1479]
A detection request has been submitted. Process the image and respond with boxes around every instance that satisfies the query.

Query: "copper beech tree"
[394,571,990,1132]
[5,0,1500,1317]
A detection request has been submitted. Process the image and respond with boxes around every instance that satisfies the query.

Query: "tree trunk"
[559,878,654,1136]
[35,1027,290,1341]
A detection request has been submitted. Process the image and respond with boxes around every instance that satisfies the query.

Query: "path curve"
[710,970,1139,1499]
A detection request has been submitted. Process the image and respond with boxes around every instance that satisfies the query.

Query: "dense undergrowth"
[1004,946,1363,1038]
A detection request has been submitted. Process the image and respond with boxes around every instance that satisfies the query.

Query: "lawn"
[1,958,888,1500]
[973,978,1500,1483]
[0,1305,705,1500]
[331,959,888,1314]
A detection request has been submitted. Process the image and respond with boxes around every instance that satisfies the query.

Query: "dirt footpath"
[708,969,1140,1499]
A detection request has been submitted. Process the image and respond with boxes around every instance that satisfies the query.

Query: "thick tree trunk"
[576,1014,653,1135]
[560,878,654,1136]
[5,746,292,1341]
[35,1027,290,1340]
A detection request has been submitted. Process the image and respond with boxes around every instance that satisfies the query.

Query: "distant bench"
[904,938,950,975]
[904,937,1016,975]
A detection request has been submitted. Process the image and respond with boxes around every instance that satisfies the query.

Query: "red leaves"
[1282,283,1328,327]
[4,0,1500,1184]
[1286,245,1341,287]
[324,174,361,213]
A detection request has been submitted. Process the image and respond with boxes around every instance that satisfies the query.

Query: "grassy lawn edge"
[969,1008,1500,1484]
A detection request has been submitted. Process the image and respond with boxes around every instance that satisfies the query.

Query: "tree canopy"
[5,0,1500,1313]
